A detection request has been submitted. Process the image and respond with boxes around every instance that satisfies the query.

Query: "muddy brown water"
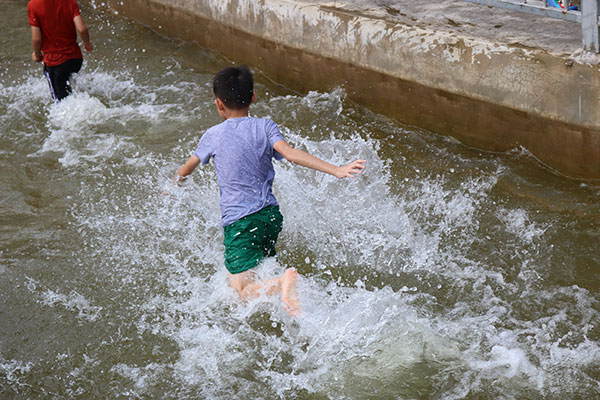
[1,1,598,398]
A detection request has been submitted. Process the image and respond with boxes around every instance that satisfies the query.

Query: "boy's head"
[212,66,254,110]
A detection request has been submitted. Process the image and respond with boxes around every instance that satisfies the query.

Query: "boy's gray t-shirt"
[193,117,285,226]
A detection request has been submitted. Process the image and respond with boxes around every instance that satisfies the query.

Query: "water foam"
[27,68,210,168]
[29,76,599,398]
[0,357,33,394]
[6,3,596,398]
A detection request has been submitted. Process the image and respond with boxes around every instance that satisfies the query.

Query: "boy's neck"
[223,109,249,120]
[223,111,248,119]
[215,96,254,120]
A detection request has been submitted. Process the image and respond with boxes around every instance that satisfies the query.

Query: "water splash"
[1,3,598,397]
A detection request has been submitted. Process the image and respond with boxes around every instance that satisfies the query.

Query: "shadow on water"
[1,1,599,399]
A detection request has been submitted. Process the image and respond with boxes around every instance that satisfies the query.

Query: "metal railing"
[461,0,600,52]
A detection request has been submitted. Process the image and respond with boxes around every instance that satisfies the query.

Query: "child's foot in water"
[282,268,300,316]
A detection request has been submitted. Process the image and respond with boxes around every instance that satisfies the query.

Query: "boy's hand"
[83,41,94,52]
[174,174,187,186]
[32,51,43,62]
[162,175,187,195]
[335,159,366,178]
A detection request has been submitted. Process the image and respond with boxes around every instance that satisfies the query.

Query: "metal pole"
[582,0,600,52]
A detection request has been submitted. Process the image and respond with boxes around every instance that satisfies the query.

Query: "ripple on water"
[1,3,598,397]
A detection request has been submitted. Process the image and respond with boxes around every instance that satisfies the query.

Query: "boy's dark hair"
[212,66,254,110]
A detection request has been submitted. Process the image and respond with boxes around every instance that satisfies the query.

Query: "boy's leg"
[224,206,300,315]
[228,268,300,316]
[43,58,83,101]
[229,270,281,298]
[43,66,59,102]
[281,269,300,316]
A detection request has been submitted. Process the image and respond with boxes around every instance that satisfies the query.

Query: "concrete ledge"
[105,0,600,180]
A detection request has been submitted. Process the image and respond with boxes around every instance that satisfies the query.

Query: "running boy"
[28,0,94,101]
[174,66,365,315]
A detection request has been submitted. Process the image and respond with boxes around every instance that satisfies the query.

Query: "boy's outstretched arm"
[174,155,201,184]
[273,140,365,178]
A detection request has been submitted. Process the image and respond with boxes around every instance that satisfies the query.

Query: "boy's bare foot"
[281,268,301,316]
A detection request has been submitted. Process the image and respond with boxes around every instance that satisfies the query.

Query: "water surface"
[1,1,599,398]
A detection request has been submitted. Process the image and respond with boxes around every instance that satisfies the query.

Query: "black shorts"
[43,58,83,101]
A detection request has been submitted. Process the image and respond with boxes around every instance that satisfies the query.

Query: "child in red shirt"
[27,0,93,101]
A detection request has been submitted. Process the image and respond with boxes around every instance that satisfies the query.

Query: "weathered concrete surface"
[105,0,600,180]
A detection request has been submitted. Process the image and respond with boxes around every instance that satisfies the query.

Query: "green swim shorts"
[223,205,283,275]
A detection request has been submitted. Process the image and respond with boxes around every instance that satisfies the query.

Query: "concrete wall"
[105,0,600,180]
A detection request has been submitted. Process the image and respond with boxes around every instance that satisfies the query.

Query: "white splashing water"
[66,83,599,398]
[1,23,597,398]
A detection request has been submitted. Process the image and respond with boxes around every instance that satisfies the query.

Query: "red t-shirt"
[27,0,83,67]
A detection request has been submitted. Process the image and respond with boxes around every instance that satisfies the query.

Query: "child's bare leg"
[229,268,301,316]
[229,270,254,296]
[229,270,282,299]
[281,268,300,316]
